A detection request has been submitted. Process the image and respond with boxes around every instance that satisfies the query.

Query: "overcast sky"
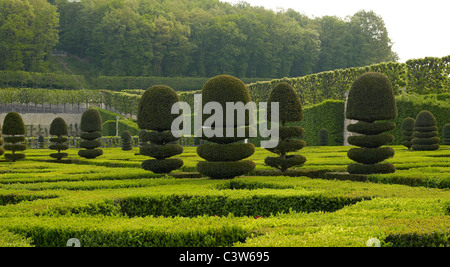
[221,0,450,63]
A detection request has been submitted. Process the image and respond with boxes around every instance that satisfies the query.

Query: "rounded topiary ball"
[201,75,252,128]
[346,72,397,123]
[137,85,181,132]
[80,109,102,133]
[267,82,303,124]
[2,112,25,136]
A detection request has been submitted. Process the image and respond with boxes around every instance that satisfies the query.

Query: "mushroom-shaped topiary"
[196,75,256,179]
[401,117,415,150]
[78,109,103,159]
[121,130,133,151]
[319,128,329,146]
[2,112,26,162]
[346,72,397,174]
[443,123,450,145]
[264,82,306,172]
[137,85,183,174]
[49,117,69,160]
[411,111,440,151]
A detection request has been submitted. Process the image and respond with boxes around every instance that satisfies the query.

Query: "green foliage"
[412,111,440,151]
[0,130,4,157]
[102,119,140,137]
[137,85,180,132]
[197,160,256,180]
[197,143,255,162]
[49,117,68,137]
[406,56,450,95]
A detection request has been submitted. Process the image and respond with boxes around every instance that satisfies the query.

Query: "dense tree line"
[1,0,398,78]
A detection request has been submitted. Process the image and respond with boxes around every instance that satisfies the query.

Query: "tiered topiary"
[121,130,132,151]
[443,124,450,145]
[196,75,256,179]
[411,110,440,151]
[2,112,26,162]
[137,85,183,174]
[319,128,329,146]
[401,117,415,150]
[49,117,69,160]
[346,72,397,174]
[38,135,45,149]
[264,82,306,172]
[78,109,103,159]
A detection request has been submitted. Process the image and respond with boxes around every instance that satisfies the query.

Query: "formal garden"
[0,63,449,247]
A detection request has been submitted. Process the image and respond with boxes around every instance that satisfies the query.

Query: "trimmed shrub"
[265,82,306,172]
[138,85,183,174]
[49,117,69,160]
[38,135,45,149]
[78,109,103,159]
[121,131,132,151]
[443,124,450,145]
[401,117,415,149]
[319,129,329,146]
[2,112,26,162]
[412,111,440,151]
[346,73,397,174]
[196,75,255,179]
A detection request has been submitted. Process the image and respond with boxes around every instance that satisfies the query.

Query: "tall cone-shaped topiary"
[137,85,183,174]
[2,112,26,162]
[78,109,103,159]
[443,124,450,145]
[346,72,397,174]
[49,117,69,160]
[401,117,415,150]
[264,82,306,172]
[412,110,440,151]
[121,130,132,151]
[196,75,256,179]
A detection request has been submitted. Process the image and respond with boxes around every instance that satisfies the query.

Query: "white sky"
[221,0,450,63]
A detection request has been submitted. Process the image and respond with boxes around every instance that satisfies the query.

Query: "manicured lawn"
[0,145,449,247]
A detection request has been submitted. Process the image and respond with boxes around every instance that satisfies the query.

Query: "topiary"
[78,109,103,159]
[411,110,440,151]
[49,117,69,160]
[137,85,183,174]
[401,117,415,150]
[196,75,255,179]
[38,135,45,149]
[443,123,450,145]
[2,112,26,162]
[121,130,132,151]
[345,72,397,174]
[264,82,306,172]
[319,128,329,146]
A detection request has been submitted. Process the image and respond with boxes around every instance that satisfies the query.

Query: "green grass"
[0,145,449,247]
